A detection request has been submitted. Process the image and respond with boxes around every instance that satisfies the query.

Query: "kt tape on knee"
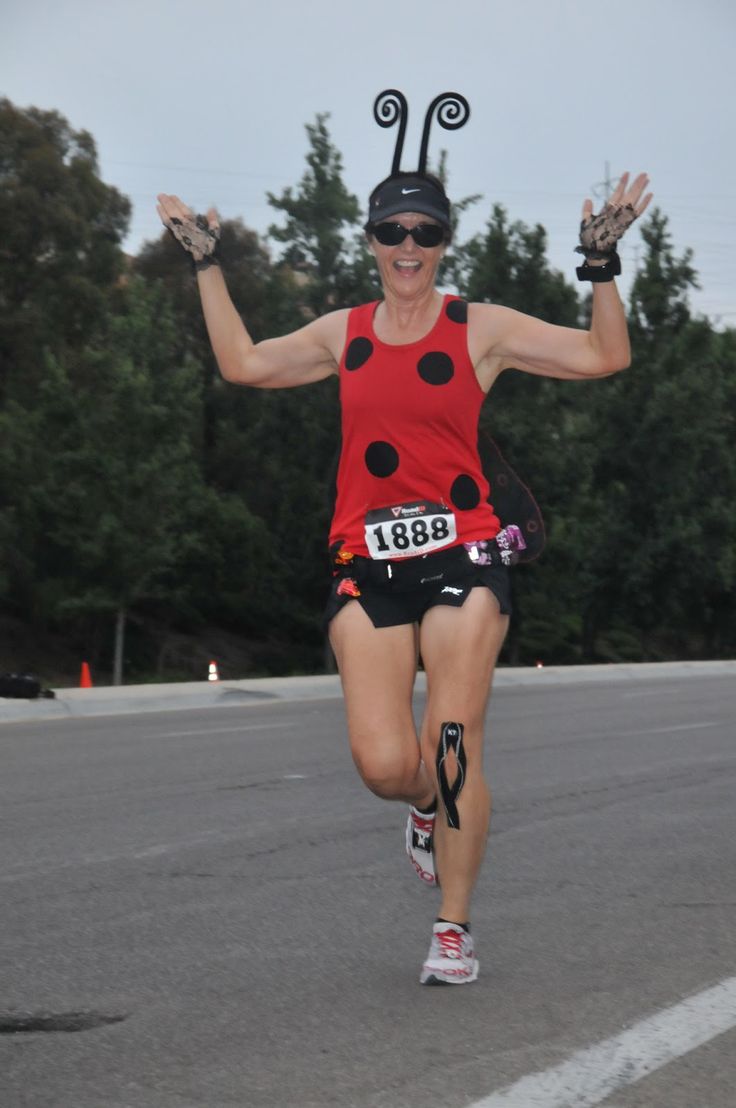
[436,721,466,830]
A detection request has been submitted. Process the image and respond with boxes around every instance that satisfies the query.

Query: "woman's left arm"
[473,172,652,383]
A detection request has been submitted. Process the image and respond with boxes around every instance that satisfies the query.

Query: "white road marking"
[468,977,736,1108]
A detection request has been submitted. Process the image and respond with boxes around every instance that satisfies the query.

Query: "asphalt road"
[1,674,735,1108]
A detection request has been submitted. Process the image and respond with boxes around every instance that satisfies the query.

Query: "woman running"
[157,90,651,985]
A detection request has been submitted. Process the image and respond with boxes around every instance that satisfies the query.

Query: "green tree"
[580,211,736,659]
[1,263,281,681]
[135,216,304,488]
[458,204,596,663]
[6,99,731,679]
[460,203,580,322]
[629,209,699,336]
[235,114,385,660]
[267,112,378,316]
[134,119,375,670]
[0,98,130,402]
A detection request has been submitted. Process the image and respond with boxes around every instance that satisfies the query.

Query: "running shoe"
[406,806,438,886]
[420,922,479,985]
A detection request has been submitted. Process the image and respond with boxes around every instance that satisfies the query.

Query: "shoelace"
[412,813,434,850]
[412,814,435,832]
[435,928,466,959]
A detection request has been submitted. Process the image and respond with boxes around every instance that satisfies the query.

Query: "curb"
[1,661,734,726]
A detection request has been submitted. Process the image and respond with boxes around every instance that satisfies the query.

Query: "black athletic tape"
[436,721,466,830]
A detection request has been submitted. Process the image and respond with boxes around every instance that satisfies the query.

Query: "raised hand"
[156,194,220,263]
[577,172,653,258]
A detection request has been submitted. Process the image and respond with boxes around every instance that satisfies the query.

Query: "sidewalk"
[1,660,734,726]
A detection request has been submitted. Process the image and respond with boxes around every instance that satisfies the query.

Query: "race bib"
[364,501,457,560]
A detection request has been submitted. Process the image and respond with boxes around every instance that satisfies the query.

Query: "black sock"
[436,917,470,933]
[416,798,437,815]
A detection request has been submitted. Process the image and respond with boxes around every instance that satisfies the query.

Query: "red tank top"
[329,295,501,557]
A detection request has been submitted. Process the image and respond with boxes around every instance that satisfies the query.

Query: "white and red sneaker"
[420,922,479,986]
[406,806,437,886]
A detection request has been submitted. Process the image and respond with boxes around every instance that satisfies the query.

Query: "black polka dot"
[365,441,399,478]
[445,299,468,324]
[345,337,373,370]
[417,351,454,385]
[450,474,481,510]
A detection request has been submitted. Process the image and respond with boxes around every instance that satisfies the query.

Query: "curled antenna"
[373,89,408,176]
[418,92,470,174]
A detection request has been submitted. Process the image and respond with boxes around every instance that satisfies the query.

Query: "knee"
[422,719,489,829]
[352,745,419,800]
[420,719,481,780]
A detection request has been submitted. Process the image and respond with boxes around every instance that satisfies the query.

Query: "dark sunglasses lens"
[412,224,445,247]
[373,222,444,247]
[373,223,407,245]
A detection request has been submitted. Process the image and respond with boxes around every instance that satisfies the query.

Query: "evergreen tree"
[0,98,130,402]
[459,204,596,663]
[581,211,736,659]
[254,115,384,654]
[134,116,379,669]
[4,280,241,680]
[267,112,379,316]
[460,203,580,322]
[4,98,732,677]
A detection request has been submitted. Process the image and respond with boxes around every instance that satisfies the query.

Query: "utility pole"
[592,161,619,202]
[113,607,125,686]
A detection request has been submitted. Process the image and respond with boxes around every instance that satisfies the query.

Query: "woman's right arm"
[196,263,344,388]
[156,194,345,389]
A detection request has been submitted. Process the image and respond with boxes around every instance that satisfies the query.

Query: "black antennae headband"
[366,90,470,231]
[373,89,470,177]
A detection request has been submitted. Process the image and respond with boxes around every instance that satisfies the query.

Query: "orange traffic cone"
[80,661,93,688]
[208,660,219,682]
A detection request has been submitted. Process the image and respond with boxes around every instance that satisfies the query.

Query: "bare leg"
[329,601,435,806]
[418,588,509,923]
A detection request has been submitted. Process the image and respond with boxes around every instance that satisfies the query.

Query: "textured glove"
[168,213,220,263]
[575,202,637,260]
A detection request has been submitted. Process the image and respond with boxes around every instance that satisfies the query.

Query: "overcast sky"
[3,0,734,324]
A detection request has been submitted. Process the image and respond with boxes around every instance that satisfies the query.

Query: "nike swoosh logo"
[401,188,421,194]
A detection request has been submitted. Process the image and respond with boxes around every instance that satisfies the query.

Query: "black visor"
[366,175,451,229]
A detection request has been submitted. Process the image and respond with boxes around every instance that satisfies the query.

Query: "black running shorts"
[324,550,511,630]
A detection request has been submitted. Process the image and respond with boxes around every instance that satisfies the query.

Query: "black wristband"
[194,256,221,274]
[576,251,621,283]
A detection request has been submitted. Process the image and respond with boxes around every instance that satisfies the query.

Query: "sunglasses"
[371,222,446,247]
